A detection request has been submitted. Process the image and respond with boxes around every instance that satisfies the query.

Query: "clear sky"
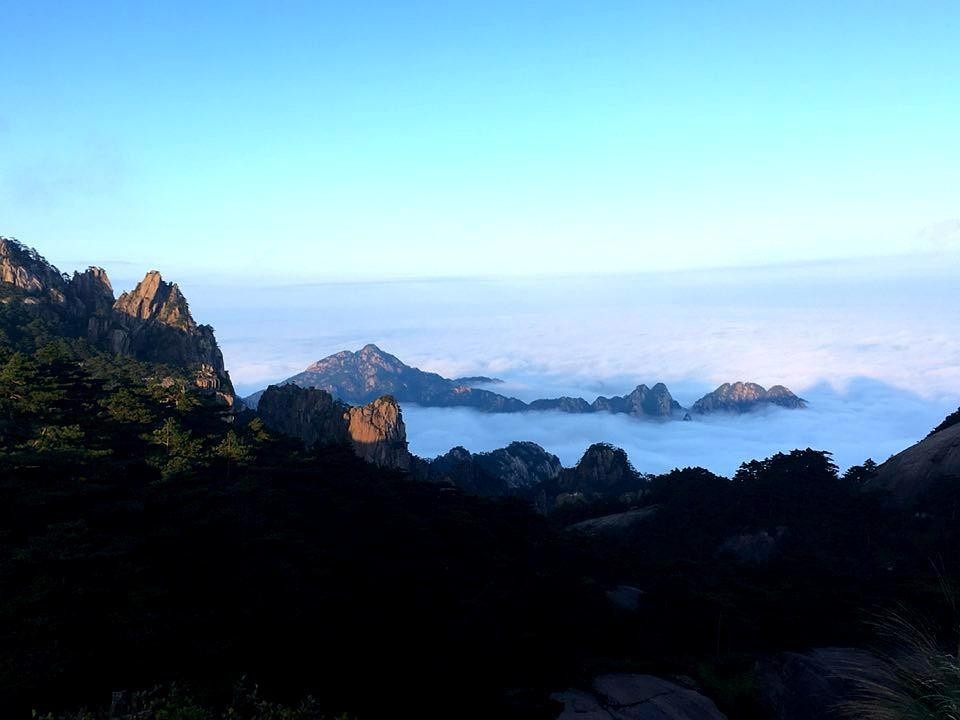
[2,1,958,280]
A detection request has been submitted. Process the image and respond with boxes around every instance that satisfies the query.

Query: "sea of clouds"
[158,254,960,476]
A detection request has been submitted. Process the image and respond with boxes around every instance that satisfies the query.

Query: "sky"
[2,1,959,279]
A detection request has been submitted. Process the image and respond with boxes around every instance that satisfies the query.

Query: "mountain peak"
[692,382,805,414]
[114,271,195,332]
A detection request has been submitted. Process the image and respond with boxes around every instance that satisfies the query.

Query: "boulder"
[552,673,727,719]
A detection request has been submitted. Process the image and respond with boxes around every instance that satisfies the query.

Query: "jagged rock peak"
[114,270,196,331]
[692,381,806,414]
[71,267,115,311]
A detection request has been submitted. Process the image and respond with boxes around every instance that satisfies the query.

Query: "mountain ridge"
[245,344,805,419]
[0,236,235,408]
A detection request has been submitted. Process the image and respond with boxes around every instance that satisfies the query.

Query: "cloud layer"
[172,255,960,473]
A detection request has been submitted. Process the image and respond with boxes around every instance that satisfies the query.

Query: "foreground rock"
[869,412,960,503]
[257,384,412,470]
[568,507,658,537]
[692,382,805,414]
[0,237,236,408]
[552,673,727,719]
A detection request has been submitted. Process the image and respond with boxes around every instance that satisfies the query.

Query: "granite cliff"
[257,384,412,470]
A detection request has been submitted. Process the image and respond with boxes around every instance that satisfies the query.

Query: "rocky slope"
[0,237,235,408]
[691,382,806,414]
[257,384,412,470]
[869,409,960,503]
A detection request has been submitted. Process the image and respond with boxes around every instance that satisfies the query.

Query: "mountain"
[416,441,563,497]
[245,344,688,419]
[691,382,806,414]
[0,237,235,408]
[245,344,527,413]
[257,383,412,469]
[869,408,960,503]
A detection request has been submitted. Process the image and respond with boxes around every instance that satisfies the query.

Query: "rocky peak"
[71,267,115,313]
[692,381,806,413]
[114,271,195,331]
[625,382,677,416]
[561,443,641,492]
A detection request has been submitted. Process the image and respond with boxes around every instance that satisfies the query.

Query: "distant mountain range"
[244,344,806,418]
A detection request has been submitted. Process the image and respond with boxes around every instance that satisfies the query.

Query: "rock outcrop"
[257,384,412,470]
[869,413,960,503]
[552,673,727,719]
[0,237,235,408]
[256,384,351,448]
[692,382,805,414]
[419,441,563,497]
[346,396,411,469]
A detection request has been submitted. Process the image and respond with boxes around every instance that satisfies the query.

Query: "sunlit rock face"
[346,396,411,469]
[0,237,236,409]
[257,384,412,470]
[691,381,806,414]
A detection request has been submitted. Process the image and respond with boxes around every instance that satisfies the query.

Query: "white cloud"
[189,256,960,466]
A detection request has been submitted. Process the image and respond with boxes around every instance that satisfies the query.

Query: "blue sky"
[2,1,958,279]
